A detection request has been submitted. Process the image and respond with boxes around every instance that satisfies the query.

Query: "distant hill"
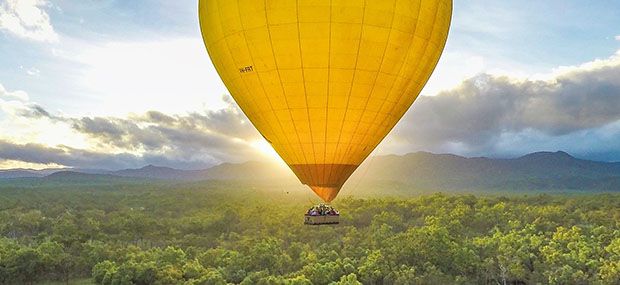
[0,169,45,179]
[110,161,295,182]
[2,151,620,192]
[112,165,194,180]
[0,168,67,179]
[198,161,295,181]
[349,151,620,191]
[44,171,141,184]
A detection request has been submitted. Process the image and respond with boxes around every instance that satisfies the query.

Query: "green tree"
[7,247,44,285]
[329,273,362,285]
[358,250,390,284]
[93,260,117,284]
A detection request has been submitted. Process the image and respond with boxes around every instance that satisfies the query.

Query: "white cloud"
[532,49,620,81]
[0,84,89,152]
[615,35,620,41]
[26,67,40,76]
[0,83,29,101]
[0,0,58,42]
[19,65,40,76]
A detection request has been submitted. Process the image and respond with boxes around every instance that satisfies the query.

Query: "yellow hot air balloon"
[199,0,452,202]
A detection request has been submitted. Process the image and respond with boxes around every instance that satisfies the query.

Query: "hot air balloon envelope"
[199,0,452,202]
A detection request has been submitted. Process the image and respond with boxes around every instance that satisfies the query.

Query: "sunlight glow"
[0,160,65,170]
[74,38,229,116]
[422,51,485,96]
[250,139,282,162]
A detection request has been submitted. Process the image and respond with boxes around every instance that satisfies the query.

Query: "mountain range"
[2,151,620,192]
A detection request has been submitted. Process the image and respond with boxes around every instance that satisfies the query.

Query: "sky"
[0,0,619,170]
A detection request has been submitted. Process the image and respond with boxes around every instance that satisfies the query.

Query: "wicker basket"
[304,215,340,225]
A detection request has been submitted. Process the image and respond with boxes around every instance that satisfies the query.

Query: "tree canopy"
[0,182,619,284]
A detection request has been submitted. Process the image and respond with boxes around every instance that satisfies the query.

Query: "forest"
[0,180,619,285]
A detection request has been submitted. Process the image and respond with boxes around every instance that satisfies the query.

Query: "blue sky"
[452,0,620,68]
[0,0,619,169]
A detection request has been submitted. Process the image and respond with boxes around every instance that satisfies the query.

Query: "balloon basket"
[304,203,340,225]
[304,214,339,225]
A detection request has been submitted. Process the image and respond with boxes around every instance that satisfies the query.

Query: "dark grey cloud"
[0,140,141,170]
[69,96,261,163]
[0,95,266,170]
[18,104,54,119]
[391,60,620,160]
[0,140,227,170]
